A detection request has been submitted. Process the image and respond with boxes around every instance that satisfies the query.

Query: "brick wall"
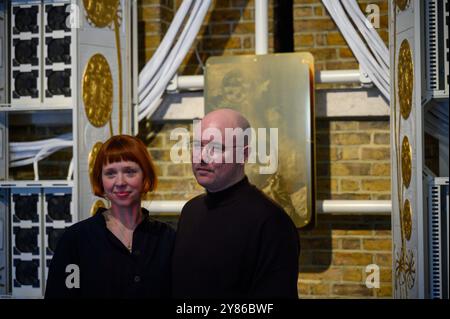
[299,119,392,298]
[299,214,392,298]
[316,121,391,201]
[139,0,389,74]
[180,0,276,75]
[138,0,175,70]
[138,0,393,298]
[294,0,389,71]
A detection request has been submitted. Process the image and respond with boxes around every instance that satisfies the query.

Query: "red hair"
[91,135,157,197]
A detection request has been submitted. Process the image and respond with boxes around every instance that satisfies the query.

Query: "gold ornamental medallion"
[401,136,412,188]
[90,199,106,216]
[402,199,413,241]
[88,142,103,186]
[83,54,113,128]
[83,0,120,28]
[398,40,413,119]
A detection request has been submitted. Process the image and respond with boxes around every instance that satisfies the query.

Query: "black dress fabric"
[45,207,175,299]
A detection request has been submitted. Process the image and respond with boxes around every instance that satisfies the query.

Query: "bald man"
[172,108,300,299]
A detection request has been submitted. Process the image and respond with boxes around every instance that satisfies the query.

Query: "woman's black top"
[45,207,175,299]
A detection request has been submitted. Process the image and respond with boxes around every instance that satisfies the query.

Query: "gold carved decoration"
[83,54,113,128]
[398,40,413,119]
[88,142,103,186]
[401,136,412,188]
[395,246,416,295]
[392,3,416,298]
[83,0,120,28]
[90,199,106,216]
[402,199,412,241]
[83,0,124,135]
[395,0,410,11]
[114,17,124,134]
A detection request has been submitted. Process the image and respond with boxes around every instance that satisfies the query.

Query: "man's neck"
[206,175,246,193]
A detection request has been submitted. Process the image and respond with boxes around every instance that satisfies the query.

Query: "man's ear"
[243,145,250,163]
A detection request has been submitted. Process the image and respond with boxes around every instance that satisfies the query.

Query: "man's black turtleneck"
[172,176,300,298]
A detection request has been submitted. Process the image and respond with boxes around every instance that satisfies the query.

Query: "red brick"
[374,253,392,267]
[341,179,360,192]
[295,34,314,47]
[370,163,391,176]
[361,147,390,160]
[300,267,343,281]
[339,48,355,59]
[341,238,361,250]
[332,122,359,131]
[342,268,363,282]
[374,133,391,145]
[233,22,255,34]
[294,7,314,18]
[298,283,310,295]
[332,284,373,297]
[334,252,372,266]
[209,23,231,35]
[202,37,242,50]
[376,283,393,297]
[329,163,371,176]
[363,239,392,251]
[210,9,242,22]
[310,283,330,295]
[361,179,391,192]
[327,32,346,45]
[294,19,336,32]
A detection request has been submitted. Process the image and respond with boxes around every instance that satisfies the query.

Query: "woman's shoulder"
[62,214,102,239]
[49,215,99,255]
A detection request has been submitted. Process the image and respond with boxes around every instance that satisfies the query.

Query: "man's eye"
[209,144,224,152]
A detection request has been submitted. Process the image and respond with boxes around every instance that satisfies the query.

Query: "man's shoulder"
[182,193,206,210]
[145,215,176,238]
[247,185,298,228]
[176,193,206,222]
[248,185,286,214]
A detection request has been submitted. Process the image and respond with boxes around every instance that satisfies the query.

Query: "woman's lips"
[115,192,131,198]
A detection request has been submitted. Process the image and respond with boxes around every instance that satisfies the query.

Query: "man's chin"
[195,176,214,188]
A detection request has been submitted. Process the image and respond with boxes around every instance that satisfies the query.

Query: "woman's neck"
[108,203,142,230]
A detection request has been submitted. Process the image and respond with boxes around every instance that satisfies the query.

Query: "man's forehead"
[201,117,235,131]
[197,131,249,147]
[197,115,250,145]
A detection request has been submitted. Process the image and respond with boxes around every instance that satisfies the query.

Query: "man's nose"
[201,146,208,159]
[192,145,210,163]
[200,146,213,163]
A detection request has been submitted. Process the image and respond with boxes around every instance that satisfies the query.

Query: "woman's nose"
[115,173,126,185]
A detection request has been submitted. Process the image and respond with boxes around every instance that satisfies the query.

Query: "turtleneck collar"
[205,176,250,207]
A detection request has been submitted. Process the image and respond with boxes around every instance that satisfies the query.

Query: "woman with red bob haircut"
[45,135,175,298]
